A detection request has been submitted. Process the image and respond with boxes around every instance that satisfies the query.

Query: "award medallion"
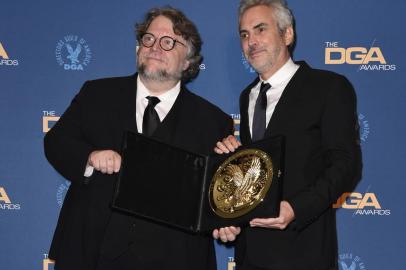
[209,149,273,218]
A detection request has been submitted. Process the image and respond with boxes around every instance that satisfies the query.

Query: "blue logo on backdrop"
[358,114,370,143]
[241,52,256,73]
[56,180,71,207]
[55,35,92,71]
[338,253,366,270]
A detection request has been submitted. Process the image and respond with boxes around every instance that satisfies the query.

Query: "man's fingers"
[215,227,241,242]
[88,150,122,174]
[106,158,114,174]
[212,229,219,239]
[100,158,108,173]
[219,228,228,242]
[228,135,241,148]
[214,136,242,155]
[222,139,236,152]
[224,227,237,241]
[91,157,99,170]
[113,155,121,173]
[250,217,287,229]
[250,217,278,227]
[229,226,241,235]
[214,147,223,154]
[215,141,230,154]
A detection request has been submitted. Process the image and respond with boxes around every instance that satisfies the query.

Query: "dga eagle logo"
[338,253,366,270]
[55,35,92,71]
[56,180,71,207]
[241,52,256,73]
[358,114,370,143]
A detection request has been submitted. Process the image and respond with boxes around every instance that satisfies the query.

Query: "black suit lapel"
[118,73,138,133]
[240,77,259,145]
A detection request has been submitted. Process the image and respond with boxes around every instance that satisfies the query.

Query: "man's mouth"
[249,49,266,58]
[145,56,165,63]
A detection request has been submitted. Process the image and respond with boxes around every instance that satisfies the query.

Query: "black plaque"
[112,131,284,233]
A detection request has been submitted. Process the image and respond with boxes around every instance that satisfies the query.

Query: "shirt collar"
[260,58,299,87]
[137,76,181,103]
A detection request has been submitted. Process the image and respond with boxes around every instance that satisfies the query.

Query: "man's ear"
[183,59,190,71]
[284,26,294,46]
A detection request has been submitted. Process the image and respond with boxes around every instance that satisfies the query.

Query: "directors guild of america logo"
[338,253,366,270]
[55,35,92,71]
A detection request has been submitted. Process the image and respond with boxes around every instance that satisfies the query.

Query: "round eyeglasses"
[140,32,186,51]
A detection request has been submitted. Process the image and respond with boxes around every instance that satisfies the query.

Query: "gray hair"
[239,0,294,36]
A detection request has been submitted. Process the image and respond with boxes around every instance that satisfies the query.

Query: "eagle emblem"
[209,149,273,218]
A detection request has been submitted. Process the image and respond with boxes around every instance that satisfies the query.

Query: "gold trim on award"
[209,149,273,218]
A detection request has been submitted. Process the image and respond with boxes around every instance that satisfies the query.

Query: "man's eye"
[164,39,173,46]
[240,33,249,39]
[144,36,154,42]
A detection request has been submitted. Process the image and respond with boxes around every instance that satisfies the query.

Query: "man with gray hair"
[45,6,233,270]
[213,0,362,269]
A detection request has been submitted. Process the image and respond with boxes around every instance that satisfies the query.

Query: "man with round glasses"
[140,32,187,51]
[44,6,233,270]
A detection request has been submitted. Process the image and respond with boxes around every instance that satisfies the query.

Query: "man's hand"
[214,135,242,154]
[250,201,295,230]
[212,226,241,243]
[88,150,121,174]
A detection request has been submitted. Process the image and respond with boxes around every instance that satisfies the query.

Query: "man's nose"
[150,39,162,51]
[247,34,258,47]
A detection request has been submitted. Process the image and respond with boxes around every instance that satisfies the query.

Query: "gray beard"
[138,63,182,82]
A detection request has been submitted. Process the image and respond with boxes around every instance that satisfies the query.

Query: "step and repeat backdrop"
[1,0,405,269]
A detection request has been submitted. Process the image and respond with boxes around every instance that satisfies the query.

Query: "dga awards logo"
[241,52,256,73]
[43,111,60,133]
[57,180,71,207]
[231,113,241,137]
[56,35,92,71]
[43,254,55,270]
[338,253,366,270]
[358,113,370,143]
[0,42,19,66]
[0,186,21,210]
[324,40,396,71]
[333,187,391,216]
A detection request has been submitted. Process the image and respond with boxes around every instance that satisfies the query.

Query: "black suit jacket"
[44,74,233,270]
[235,61,362,270]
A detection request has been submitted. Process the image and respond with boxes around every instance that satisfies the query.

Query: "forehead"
[240,5,276,30]
[147,15,178,37]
